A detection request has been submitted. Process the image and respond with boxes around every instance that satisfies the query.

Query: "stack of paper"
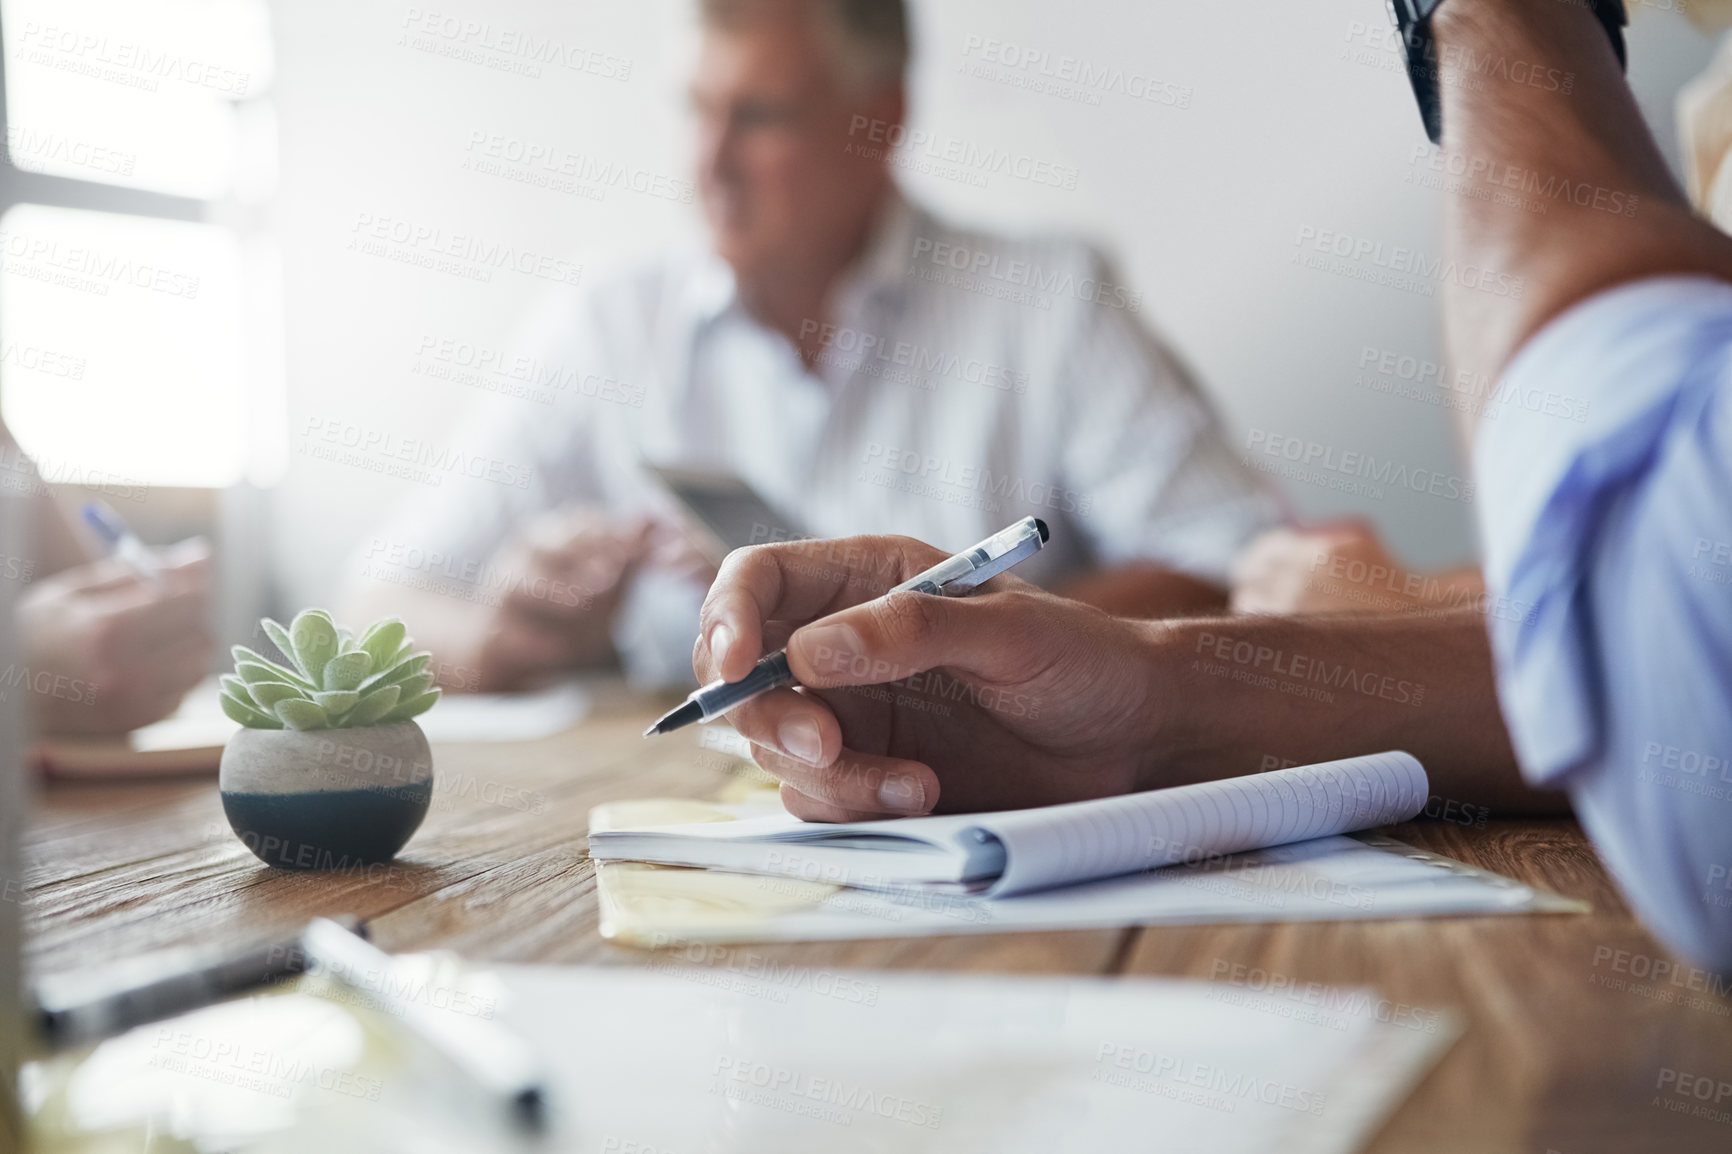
[588,752,1586,944]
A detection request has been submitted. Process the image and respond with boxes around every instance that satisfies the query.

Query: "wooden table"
[24,692,1732,1153]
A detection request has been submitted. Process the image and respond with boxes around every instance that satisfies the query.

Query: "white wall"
[266,0,1717,612]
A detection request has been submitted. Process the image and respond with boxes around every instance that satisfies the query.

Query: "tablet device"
[646,465,808,561]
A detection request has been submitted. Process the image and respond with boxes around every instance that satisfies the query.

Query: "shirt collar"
[837,188,917,309]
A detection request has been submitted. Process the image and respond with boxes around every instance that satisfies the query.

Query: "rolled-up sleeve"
[1476,275,1732,970]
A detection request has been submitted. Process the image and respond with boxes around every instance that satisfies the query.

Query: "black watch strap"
[1388,0,1629,145]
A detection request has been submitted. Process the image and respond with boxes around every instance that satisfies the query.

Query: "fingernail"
[797,623,864,677]
[878,775,925,814]
[709,623,735,673]
[778,717,822,765]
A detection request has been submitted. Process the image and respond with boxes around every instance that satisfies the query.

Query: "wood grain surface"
[22,692,1732,1152]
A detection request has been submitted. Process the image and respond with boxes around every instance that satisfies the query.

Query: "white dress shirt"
[373,192,1278,686]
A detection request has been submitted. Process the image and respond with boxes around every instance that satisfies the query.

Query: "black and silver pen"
[32,915,364,1049]
[644,516,1050,737]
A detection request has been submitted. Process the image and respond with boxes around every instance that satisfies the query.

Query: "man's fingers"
[785,588,1046,690]
[777,783,881,824]
[698,535,949,684]
[750,743,938,818]
[719,686,842,769]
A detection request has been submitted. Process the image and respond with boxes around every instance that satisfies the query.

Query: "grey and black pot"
[219,722,433,870]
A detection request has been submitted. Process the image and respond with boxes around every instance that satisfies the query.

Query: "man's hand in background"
[469,509,654,690]
[20,542,214,736]
[1231,522,1484,616]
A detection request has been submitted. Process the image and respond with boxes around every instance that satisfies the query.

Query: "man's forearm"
[1433,0,1732,403]
[1144,609,1567,814]
[1057,562,1228,618]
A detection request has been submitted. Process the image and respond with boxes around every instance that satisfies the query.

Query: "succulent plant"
[220,609,442,731]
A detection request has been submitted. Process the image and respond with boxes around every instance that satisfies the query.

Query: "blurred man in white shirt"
[346,0,1277,690]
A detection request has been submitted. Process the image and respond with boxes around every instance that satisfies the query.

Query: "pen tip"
[644,698,704,738]
[1033,518,1049,543]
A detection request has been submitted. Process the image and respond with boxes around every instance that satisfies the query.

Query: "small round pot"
[220,722,433,870]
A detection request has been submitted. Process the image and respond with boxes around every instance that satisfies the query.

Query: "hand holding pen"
[17,504,215,736]
[684,520,1173,822]
[648,517,1050,736]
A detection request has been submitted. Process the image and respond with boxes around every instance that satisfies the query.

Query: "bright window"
[0,0,280,488]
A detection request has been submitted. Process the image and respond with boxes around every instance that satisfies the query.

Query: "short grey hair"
[699,0,910,92]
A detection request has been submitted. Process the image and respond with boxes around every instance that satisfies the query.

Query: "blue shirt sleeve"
[1476,276,1732,971]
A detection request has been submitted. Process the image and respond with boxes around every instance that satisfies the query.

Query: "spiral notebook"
[590,751,1429,897]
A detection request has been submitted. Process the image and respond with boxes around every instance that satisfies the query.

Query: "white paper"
[483,965,1460,1154]
[130,676,594,749]
[983,750,1429,895]
[415,680,592,743]
[34,963,1459,1154]
[595,834,1586,945]
[130,676,237,752]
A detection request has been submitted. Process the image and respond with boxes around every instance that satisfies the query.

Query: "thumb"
[787,589,1037,688]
